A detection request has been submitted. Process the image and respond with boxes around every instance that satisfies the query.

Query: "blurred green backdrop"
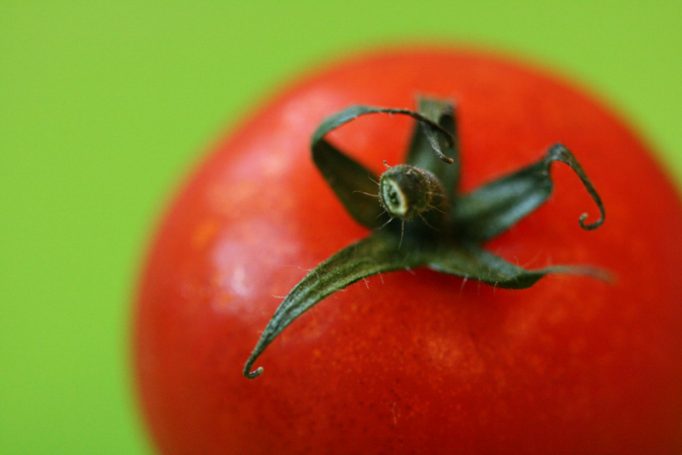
[1,1,680,453]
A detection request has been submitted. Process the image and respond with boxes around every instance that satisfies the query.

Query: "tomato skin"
[134,48,682,454]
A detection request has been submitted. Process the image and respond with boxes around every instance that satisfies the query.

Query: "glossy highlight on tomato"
[134,48,682,454]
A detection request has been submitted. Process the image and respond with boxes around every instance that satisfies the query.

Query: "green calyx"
[243,97,607,379]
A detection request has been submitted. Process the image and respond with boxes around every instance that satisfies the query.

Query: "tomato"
[134,48,682,454]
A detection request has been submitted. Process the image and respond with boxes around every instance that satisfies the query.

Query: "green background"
[1,1,680,453]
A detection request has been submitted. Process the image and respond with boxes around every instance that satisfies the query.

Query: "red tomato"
[134,48,682,454]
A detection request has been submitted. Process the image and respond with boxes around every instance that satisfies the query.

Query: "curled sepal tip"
[244,365,263,379]
[312,105,456,163]
[405,97,460,205]
[548,144,605,230]
[453,143,606,242]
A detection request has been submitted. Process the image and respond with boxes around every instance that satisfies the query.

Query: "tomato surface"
[134,48,682,454]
